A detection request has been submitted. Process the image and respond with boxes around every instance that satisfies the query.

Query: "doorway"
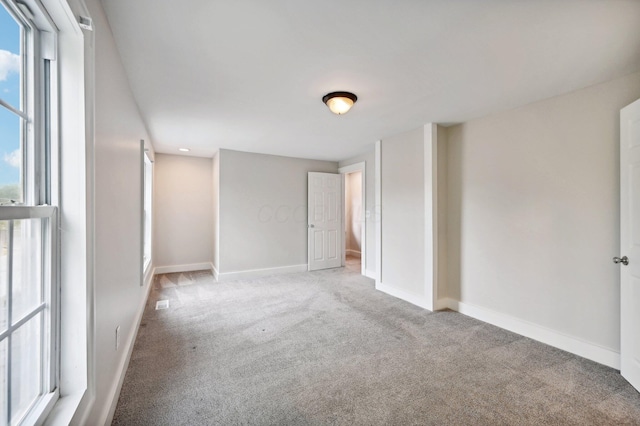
[340,162,366,276]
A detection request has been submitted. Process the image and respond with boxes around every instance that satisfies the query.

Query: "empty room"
[1,0,640,425]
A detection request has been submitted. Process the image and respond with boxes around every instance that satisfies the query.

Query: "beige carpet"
[112,264,640,425]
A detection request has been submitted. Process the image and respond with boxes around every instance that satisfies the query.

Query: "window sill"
[24,390,57,426]
[42,390,86,426]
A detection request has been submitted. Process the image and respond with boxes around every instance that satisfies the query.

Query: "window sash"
[0,101,27,122]
[0,206,57,425]
[0,0,29,207]
[0,205,55,221]
[1,0,55,209]
[143,153,152,272]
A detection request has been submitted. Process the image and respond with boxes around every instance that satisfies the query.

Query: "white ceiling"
[100,0,640,161]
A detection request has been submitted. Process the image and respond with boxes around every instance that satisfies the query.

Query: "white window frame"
[142,144,153,275]
[0,0,60,424]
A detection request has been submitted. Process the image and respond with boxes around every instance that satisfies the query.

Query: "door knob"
[308,224,315,228]
[613,256,629,266]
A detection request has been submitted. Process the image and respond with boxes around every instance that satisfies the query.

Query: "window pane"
[143,157,152,269]
[0,108,22,205]
[0,221,7,332]
[10,314,40,426]
[11,219,41,322]
[0,4,23,112]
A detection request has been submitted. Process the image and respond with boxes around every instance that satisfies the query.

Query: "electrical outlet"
[116,326,121,350]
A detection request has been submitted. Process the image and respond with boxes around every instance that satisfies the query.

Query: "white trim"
[376,282,433,311]
[27,389,58,426]
[212,263,219,281]
[101,268,154,425]
[143,263,155,287]
[340,174,346,268]
[41,0,93,424]
[154,262,213,274]
[365,269,376,280]
[423,123,437,311]
[346,249,361,258]
[442,298,620,369]
[217,264,307,282]
[44,391,85,426]
[338,163,364,174]
[141,145,153,281]
[375,141,382,287]
[212,152,220,278]
[359,166,366,276]
[139,140,145,286]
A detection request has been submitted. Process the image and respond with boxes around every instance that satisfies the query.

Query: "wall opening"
[344,170,363,274]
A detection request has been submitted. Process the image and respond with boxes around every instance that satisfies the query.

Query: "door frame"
[339,162,366,276]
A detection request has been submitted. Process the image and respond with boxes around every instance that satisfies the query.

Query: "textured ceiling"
[100,0,640,160]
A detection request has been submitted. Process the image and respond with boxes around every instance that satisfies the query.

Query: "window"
[0,0,59,424]
[143,149,152,272]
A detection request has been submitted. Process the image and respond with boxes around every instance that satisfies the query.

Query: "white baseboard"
[365,269,376,280]
[217,264,307,282]
[375,282,433,311]
[142,264,154,287]
[154,262,212,274]
[346,249,361,258]
[443,298,620,369]
[101,266,155,425]
[212,264,219,281]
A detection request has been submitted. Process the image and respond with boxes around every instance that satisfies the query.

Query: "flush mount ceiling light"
[178,148,190,152]
[322,91,357,115]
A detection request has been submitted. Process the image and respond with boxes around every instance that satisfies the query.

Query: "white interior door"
[620,98,640,392]
[308,172,342,271]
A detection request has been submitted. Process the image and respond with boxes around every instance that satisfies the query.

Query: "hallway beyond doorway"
[345,253,361,274]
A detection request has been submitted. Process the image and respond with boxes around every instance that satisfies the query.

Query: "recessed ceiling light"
[178,148,190,152]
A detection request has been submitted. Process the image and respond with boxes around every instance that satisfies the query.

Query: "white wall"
[218,149,337,276]
[375,125,441,310]
[82,0,154,423]
[339,148,375,276]
[437,132,448,302]
[345,171,362,255]
[154,154,213,272]
[445,71,640,359]
[380,128,426,296]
